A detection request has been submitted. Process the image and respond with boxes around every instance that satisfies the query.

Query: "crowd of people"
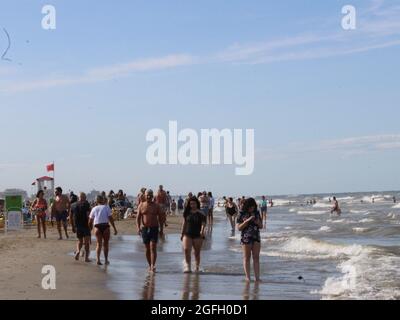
[28,185,267,282]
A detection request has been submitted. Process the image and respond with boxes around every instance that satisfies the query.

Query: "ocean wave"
[359,218,375,223]
[350,210,369,214]
[266,237,365,260]
[315,250,400,300]
[313,203,332,208]
[319,226,331,232]
[352,227,369,233]
[392,203,400,209]
[297,210,327,215]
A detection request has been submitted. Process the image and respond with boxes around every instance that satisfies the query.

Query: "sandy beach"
[0,216,182,300]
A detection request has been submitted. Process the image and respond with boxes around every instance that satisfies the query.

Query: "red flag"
[46,163,54,172]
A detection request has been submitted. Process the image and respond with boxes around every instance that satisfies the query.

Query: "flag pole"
[52,161,55,193]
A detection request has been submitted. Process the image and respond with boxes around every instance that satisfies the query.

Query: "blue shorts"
[200,207,209,217]
[141,227,159,244]
[55,211,68,223]
[261,207,267,213]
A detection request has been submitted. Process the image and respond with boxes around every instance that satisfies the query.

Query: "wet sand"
[0,215,182,300]
[104,211,319,300]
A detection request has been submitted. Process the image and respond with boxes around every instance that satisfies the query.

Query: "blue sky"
[0,0,399,196]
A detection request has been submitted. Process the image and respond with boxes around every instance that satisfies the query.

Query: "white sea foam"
[266,237,364,260]
[313,203,332,208]
[350,210,369,214]
[272,199,292,206]
[297,210,327,215]
[352,227,369,233]
[316,250,400,300]
[319,226,331,232]
[289,208,296,212]
[359,218,375,223]
[337,196,354,201]
[392,203,400,209]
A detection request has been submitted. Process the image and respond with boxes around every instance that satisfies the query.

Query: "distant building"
[87,190,101,203]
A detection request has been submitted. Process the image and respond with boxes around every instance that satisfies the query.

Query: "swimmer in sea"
[330,197,341,216]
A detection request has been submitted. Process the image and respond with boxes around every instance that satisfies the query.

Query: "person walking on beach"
[137,189,165,273]
[31,190,48,239]
[331,197,341,215]
[237,198,262,282]
[184,192,193,208]
[260,196,268,225]
[207,192,215,225]
[137,188,147,206]
[89,195,118,265]
[226,197,239,232]
[181,197,206,273]
[177,196,184,214]
[199,191,210,218]
[70,192,92,262]
[156,185,168,227]
[171,199,177,215]
[51,187,71,240]
[166,191,172,215]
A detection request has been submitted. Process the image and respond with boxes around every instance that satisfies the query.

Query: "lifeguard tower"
[34,176,54,202]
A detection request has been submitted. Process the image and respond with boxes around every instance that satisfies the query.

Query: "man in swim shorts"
[51,187,71,240]
[137,189,166,273]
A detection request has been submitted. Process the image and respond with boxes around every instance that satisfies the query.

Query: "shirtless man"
[137,189,166,273]
[156,185,168,227]
[331,197,341,216]
[51,187,71,240]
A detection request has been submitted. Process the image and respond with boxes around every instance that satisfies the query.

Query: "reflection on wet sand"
[182,273,200,300]
[142,274,156,300]
[243,281,260,300]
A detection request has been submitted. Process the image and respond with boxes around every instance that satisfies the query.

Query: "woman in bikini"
[89,195,118,265]
[226,197,239,232]
[31,190,48,239]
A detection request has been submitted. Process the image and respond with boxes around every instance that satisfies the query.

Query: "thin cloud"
[1,0,399,93]
[1,54,196,93]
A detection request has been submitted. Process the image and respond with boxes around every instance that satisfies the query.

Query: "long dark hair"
[36,190,44,198]
[242,197,258,213]
[183,196,200,218]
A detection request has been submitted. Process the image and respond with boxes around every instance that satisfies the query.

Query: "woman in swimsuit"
[226,197,239,232]
[31,190,48,239]
[237,198,263,282]
[181,197,206,273]
[89,195,118,265]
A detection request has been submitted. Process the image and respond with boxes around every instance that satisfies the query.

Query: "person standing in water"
[199,191,210,218]
[177,196,184,214]
[394,196,397,203]
[226,197,239,232]
[259,196,268,225]
[70,192,92,262]
[156,185,168,227]
[237,198,262,282]
[31,190,48,239]
[171,199,177,215]
[137,189,165,273]
[181,197,206,273]
[331,197,341,215]
[207,192,215,225]
[51,187,71,240]
[89,195,118,265]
